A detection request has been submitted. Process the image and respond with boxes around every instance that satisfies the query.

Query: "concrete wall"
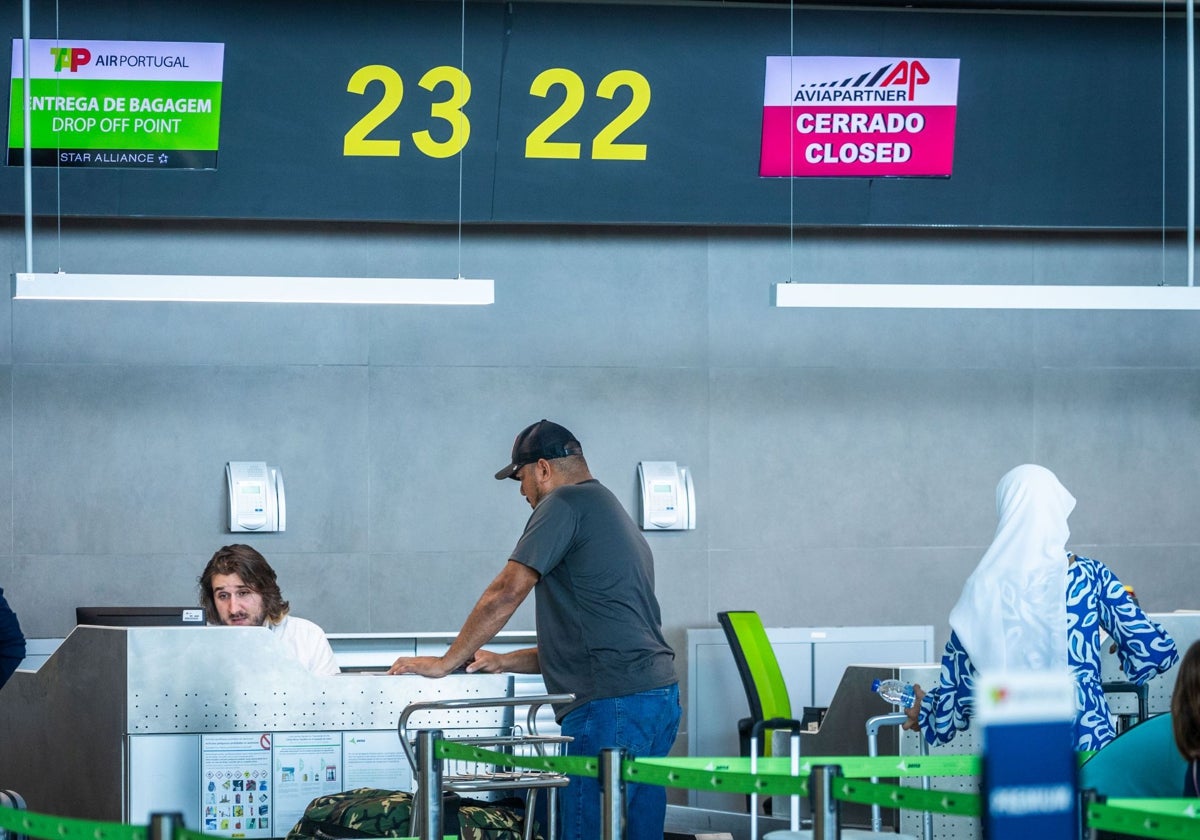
[2,218,1198,747]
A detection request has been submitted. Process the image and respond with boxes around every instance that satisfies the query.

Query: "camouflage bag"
[458,797,539,840]
[285,788,461,840]
[286,788,538,840]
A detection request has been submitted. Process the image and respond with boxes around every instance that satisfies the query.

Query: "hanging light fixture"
[12,272,493,305]
[772,282,1200,310]
[14,1,493,306]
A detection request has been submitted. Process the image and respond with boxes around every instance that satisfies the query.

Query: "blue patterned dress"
[917,555,1178,750]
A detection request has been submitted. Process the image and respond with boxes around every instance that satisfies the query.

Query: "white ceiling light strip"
[13,273,494,305]
[772,283,1200,310]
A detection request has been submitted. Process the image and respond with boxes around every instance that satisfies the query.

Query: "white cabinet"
[686,624,935,810]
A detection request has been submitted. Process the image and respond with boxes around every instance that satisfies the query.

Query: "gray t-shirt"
[510,479,677,720]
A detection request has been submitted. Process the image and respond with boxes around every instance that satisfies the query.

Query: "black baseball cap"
[494,419,583,480]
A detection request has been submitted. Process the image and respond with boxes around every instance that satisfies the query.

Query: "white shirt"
[267,614,341,676]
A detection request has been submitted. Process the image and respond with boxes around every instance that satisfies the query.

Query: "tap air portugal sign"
[8,39,224,169]
[760,56,960,178]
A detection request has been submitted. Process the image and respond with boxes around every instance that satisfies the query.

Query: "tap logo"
[50,46,92,72]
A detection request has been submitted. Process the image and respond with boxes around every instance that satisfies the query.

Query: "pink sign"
[760,56,960,178]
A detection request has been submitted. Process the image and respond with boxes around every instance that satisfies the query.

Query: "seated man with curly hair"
[199,543,339,676]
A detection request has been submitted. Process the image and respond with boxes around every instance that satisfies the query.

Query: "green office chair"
[718,610,793,757]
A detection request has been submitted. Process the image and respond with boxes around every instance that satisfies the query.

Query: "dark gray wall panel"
[367,364,709,553]
[652,548,712,661]
[367,551,538,633]
[708,366,1037,551]
[14,298,372,366]
[11,554,204,638]
[367,229,710,367]
[1033,368,1200,546]
[710,546,980,642]
[1032,308,1200,368]
[0,369,10,555]
[12,364,369,555]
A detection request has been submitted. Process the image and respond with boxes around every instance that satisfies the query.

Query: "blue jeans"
[558,684,681,840]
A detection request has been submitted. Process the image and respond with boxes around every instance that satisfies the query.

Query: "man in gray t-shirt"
[510,474,677,720]
[388,419,679,840]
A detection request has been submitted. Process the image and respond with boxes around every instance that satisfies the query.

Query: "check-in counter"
[326,631,555,735]
[0,625,511,837]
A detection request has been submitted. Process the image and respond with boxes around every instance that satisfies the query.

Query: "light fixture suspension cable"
[788,0,795,283]
[55,0,62,272]
[21,0,31,273]
[1189,0,1196,286]
[457,0,467,280]
[1162,0,1167,286]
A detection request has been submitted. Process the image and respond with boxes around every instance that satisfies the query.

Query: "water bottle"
[872,678,915,708]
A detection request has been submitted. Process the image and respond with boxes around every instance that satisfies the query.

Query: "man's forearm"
[497,646,540,673]
[440,562,538,670]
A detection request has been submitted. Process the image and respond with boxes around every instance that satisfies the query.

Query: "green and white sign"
[8,39,224,169]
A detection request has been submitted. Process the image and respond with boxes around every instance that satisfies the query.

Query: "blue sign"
[978,672,1078,840]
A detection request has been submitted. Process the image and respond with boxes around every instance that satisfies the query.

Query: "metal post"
[415,729,443,840]
[920,735,933,840]
[749,732,760,840]
[1078,789,1101,840]
[599,748,626,840]
[749,717,804,839]
[0,791,27,840]
[809,765,842,840]
[547,782,558,840]
[866,713,906,832]
[148,812,183,840]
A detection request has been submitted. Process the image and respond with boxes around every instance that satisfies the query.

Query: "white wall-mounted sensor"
[226,461,286,532]
[637,461,696,530]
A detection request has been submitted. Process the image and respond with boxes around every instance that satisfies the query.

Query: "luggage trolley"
[399,693,575,840]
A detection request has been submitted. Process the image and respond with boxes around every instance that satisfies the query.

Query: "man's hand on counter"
[464,650,504,673]
[388,651,509,676]
[386,655,455,677]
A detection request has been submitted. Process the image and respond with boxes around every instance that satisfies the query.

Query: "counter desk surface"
[0,625,514,837]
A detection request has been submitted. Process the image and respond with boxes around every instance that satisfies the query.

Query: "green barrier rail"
[0,810,450,840]
[0,742,1196,840]
[436,741,983,788]
[833,778,980,818]
[438,741,982,800]
[1087,799,1200,840]
[436,740,1200,839]
[0,803,146,840]
[632,754,983,783]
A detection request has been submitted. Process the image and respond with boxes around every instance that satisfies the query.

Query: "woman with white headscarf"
[902,464,1178,750]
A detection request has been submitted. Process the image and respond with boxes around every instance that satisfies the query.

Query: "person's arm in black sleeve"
[0,588,26,689]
